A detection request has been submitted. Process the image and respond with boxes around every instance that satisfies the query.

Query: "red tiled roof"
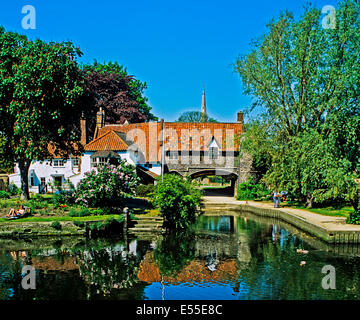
[93,122,243,162]
[137,251,238,284]
[84,130,129,151]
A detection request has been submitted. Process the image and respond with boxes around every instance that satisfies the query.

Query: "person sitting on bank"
[6,205,26,218]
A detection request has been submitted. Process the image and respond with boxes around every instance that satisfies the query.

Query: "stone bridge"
[165,153,254,196]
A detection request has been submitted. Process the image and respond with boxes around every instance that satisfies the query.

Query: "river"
[1,211,360,300]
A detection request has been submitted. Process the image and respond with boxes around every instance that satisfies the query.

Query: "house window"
[30,174,35,187]
[98,157,107,166]
[91,157,108,168]
[53,159,64,167]
[91,157,97,167]
[209,147,218,160]
[40,177,46,185]
[72,158,80,167]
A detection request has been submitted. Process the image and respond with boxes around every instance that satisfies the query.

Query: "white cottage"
[9,108,161,193]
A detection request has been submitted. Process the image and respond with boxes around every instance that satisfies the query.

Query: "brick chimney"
[96,107,105,129]
[80,112,87,146]
[237,111,244,124]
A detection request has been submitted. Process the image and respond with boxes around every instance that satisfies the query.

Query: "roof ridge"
[86,130,125,147]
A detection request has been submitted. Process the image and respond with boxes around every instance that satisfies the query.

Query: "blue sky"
[0,0,337,122]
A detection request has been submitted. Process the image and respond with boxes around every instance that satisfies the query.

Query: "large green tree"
[236,1,360,210]
[176,111,218,123]
[0,27,85,199]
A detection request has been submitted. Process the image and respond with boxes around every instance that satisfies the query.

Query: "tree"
[235,1,360,210]
[0,135,13,173]
[80,61,157,136]
[176,111,218,123]
[0,27,85,200]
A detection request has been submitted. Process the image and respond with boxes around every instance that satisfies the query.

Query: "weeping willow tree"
[236,1,360,211]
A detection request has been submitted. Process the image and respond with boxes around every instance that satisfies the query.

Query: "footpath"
[203,196,360,244]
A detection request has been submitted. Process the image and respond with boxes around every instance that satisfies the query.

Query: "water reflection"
[1,214,360,300]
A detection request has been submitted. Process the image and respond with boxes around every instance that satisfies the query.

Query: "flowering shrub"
[75,161,139,207]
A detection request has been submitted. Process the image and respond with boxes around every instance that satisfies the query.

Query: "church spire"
[200,86,207,122]
[201,86,206,115]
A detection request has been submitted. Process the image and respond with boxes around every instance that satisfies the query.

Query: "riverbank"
[203,196,360,244]
[0,215,127,239]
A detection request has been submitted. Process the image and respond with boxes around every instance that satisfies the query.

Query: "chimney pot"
[96,107,105,129]
[237,111,244,124]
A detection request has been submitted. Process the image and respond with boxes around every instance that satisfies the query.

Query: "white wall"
[10,158,80,193]
[9,150,153,193]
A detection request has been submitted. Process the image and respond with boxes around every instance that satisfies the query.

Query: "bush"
[236,180,271,201]
[75,161,139,207]
[153,174,203,229]
[67,207,91,217]
[26,199,49,211]
[0,190,10,199]
[346,211,360,225]
[8,183,20,196]
[51,192,74,206]
[73,220,85,228]
[50,221,62,230]
[135,184,155,197]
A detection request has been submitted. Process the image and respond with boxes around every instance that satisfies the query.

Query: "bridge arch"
[188,169,238,197]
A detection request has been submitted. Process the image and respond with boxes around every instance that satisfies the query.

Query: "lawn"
[0,194,126,223]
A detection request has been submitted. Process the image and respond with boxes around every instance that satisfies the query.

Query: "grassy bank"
[0,214,124,224]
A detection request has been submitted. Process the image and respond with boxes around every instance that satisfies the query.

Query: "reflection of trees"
[237,231,360,300]
[74,244,145,298]
[153,231,196,277]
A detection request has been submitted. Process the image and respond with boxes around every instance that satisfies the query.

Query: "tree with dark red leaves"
[80,61,157,137]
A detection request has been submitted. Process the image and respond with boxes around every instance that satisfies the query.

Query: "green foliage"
[8,183,20,196]
[0,191,10,199]
[346,211,360,225]
[153,175,203,229]
[87,217,124,237]
[176,111,217,123]
[153,231,196,276]
[50,221,62,230]
[135,184,155,197]
[0,136,13,173]
[235,1,360,213]
[67,207,91,217]
[75,161,139,207]
[236,179,271,201]
[0,27,86,200]
[73,220,85,228]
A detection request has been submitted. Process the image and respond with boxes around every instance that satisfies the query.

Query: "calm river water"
[1,212,360,300]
